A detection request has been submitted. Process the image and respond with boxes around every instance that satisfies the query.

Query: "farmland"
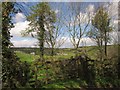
[12,45,118,61]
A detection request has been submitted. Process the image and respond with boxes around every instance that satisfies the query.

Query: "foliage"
[23,2,56,58]
[88,6,112,59]
[87,6,115,81]
[14,45,119,88]
[2,2,31,88]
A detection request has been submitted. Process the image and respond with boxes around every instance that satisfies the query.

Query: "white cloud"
[59,37,96,48]
[12,13,26,23]
[55,9,60,14]
[86,4,95,20]
[105,2,118,31]
[67,12,89,27]
[86,4,94,13]
[11,13,32,37]
[10,19,38,47]
[77,12,89,24]
[80,37,96,46]
[60,37,73,48]
[109,31,118,44]
[10,21,30,36]
[107,2,118,19]
[113,20,118,25]
[67,4,95,27]
[11,39,38,47]
[11,35,96,48]
[112,0,120,2]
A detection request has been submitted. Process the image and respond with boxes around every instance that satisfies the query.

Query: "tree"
[89,6,112,60]
[87,6,113,78]
[64,2,90,50]
[22,2,56,86]
[2,2,31,88]
[2,2,16,88]
[24,2,56,59]
[45,4,66,56]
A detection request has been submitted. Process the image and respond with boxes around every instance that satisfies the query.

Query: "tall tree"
[24,2,56,59]
[64,2,90,50]
[89,6,112,59]
[2,3,16,88]
[2,2,31,88]
[22,3,56,86]
[45,4,66,56]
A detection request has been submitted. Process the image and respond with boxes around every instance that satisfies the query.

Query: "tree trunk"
[104,29,107,57]
[51,47,54,56]
[105,42,107,57]
[100,38,103,61]
[118,44,120,79]
[35,65,38,88]
[39,16,45,61]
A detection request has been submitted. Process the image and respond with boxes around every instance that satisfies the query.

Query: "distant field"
[13,45,118,63]
[15,50,75,63]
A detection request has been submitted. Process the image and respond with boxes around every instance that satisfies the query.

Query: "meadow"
[11,45,119,88]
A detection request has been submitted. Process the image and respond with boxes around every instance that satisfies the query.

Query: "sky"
[10,1,119,48]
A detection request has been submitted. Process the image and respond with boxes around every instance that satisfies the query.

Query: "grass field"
[14,48,85,88]
[15,48,76,63]
[14,45,119,88]
[15,51,39,63]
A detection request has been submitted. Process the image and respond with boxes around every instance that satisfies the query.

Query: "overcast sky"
[10,1,119,48]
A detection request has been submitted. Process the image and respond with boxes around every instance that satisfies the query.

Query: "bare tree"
[64,2,90,50]
[45,3,66,56]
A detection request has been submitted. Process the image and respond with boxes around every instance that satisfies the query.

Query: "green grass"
[42,79,88,88]
[15,50,75,63]
[15,45,118,63]
[14,47,88,63]
[15,50,85,88]
[15,51,39,63]
[42,80,81,88]
[14,45,119,88]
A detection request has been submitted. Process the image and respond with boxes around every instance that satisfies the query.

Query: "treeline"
[10,47,70,55]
